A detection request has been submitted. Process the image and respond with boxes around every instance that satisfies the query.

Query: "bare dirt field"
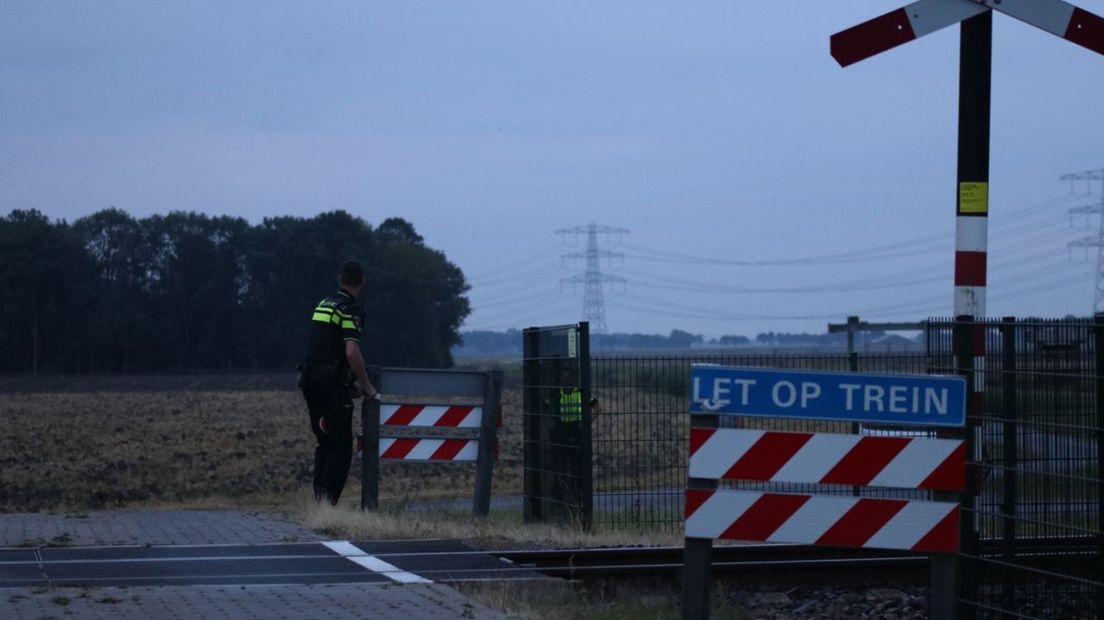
[0,381,524,513]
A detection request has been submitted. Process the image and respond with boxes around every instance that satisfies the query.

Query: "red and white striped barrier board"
[685,489,959,553]
[380,403,481,428]
[689,429,965,491]
[379,438,478,462]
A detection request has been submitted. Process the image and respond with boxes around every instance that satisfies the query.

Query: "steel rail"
[491,544,929,587]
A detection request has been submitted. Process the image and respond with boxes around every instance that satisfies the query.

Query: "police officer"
[300,259,378,505]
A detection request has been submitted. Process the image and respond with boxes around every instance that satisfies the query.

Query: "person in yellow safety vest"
[559,387,582,423]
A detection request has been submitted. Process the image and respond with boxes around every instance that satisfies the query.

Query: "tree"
[668,329,702,349]
[72,209,151,372]
[245,211,376,370]
[718,334,750,346]
[0,210,90,373]
[365,217,470,367]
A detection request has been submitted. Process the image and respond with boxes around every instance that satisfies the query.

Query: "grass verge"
[294,495,682,549]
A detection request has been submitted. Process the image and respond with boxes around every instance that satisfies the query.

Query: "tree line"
[453,329,920,356]
[0,209,470,374]
[455,329,742,356]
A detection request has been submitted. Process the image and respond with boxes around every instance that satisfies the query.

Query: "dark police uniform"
[300,287,364,504]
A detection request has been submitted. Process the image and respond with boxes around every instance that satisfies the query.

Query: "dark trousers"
[302,375,354,505]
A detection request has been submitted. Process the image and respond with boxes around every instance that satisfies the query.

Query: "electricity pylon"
[1064,169,1104,313]
[556,224,628,336]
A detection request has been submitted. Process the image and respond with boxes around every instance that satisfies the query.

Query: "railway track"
[493,544,928,588]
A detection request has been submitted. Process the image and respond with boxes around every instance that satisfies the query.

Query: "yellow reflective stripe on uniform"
[314,299,356,326]
[313,307,342,324]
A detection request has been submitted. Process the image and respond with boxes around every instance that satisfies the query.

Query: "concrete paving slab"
[0,510,323,547]
[0,511,512,619]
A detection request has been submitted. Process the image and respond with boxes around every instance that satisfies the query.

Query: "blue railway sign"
[689,365,966,427]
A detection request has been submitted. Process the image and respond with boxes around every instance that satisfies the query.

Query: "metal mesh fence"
[926,317,1104,619]
[590,320,1103,618]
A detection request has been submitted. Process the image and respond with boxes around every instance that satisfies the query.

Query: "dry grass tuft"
[293,496,681,549]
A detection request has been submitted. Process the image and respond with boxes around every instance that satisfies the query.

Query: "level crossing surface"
[0,539,543,588]
[0,510,522,619]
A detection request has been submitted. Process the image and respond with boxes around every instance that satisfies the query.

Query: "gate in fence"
[522,322,593,527]
[360,366,503,515]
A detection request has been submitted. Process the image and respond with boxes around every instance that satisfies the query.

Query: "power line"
[619,194,1081,268]
[460,191,1089,333]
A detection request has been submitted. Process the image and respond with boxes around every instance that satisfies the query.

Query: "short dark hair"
[339,259,364,287]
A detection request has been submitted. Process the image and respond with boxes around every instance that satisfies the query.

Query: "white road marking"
[322,541,432,584]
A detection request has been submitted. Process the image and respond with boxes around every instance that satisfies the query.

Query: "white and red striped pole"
[954,10,991,323]
[831,2,993,317]
[954,12,989,516]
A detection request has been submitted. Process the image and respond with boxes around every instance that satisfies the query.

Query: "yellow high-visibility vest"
[559,388,582,423]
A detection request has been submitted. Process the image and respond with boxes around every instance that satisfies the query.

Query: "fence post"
[960,315,980,620]
[681,412,718,620]
[999,317,1018,611]
[930,317,976,619]
[473,369,503,517]
[579,321,594,530]
[1095,313,1104,571]
[1000,319,1018,557]
[847,316,861,498]
[522,328,542,522]
[361,366,381,511]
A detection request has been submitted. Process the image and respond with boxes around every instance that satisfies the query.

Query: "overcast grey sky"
[3,1,1103,339]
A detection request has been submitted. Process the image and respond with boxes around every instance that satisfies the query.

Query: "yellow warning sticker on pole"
[959,182,989,214]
